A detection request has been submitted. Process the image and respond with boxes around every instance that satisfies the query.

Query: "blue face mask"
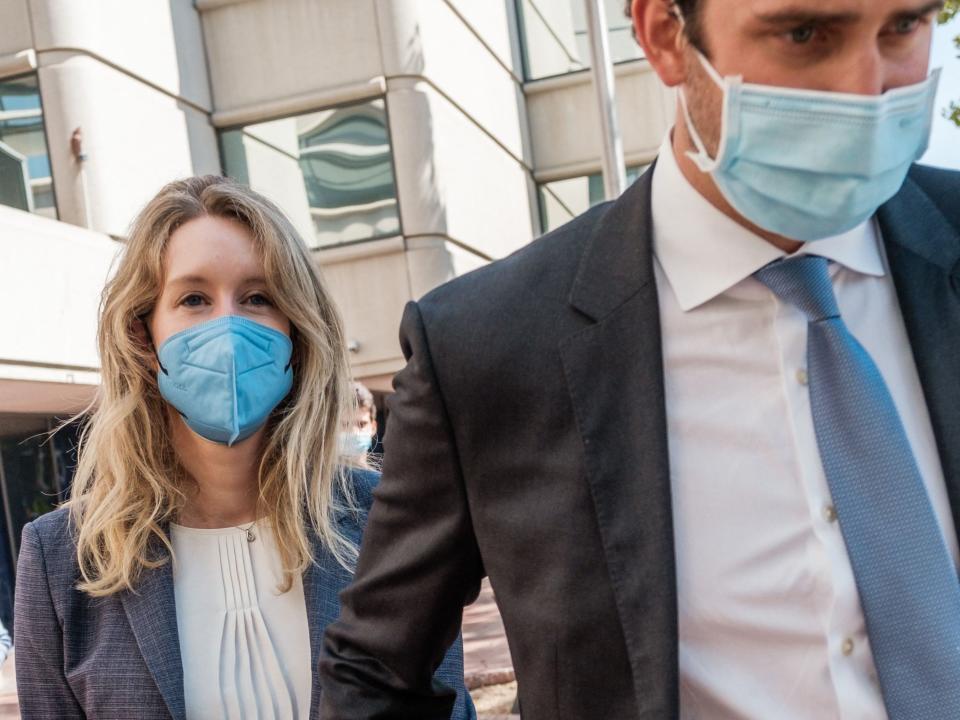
[339,431,374,457]
[679,52,940,242]
[156,316,294,447]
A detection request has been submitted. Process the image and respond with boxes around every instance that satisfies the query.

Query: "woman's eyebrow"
[166,274,267,286]
[166,274,211,287]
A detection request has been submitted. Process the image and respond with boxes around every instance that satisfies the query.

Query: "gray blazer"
[14,467,476,719]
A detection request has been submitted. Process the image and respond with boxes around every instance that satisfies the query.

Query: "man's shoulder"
[416,201,613,326]
[907,164,960,231]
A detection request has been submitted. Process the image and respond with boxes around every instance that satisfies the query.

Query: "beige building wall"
[526,61,675,182]
[28,0,219,235]
[2,0,669,402]
[199,0,540,386]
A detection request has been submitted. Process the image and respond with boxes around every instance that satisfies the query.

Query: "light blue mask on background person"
[679,53,941,242]
[339,431,374,457]
[156,315,293,446]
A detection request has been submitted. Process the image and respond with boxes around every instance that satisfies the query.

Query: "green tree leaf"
[940,0,960,127]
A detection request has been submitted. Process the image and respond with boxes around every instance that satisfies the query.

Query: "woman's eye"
[181,294,205,307]
[246,293,272,307]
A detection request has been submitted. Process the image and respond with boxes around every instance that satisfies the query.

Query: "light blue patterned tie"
[755,255,960,719]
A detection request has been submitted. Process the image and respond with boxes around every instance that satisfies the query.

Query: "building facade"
[0,0,674,625]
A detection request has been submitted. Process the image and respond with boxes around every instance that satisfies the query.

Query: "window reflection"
[0,74,56,218]
[539,165,647,233]
[517,0,643,81]
[220,99,400,249]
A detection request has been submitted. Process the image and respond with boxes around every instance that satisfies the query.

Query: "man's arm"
[320,300,484,719]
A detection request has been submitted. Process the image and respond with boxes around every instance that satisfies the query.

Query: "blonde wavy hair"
[66,175,357,597]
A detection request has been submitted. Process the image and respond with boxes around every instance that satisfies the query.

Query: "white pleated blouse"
[170,521,311,719]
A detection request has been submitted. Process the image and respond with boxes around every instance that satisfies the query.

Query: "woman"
[14,176,475,719]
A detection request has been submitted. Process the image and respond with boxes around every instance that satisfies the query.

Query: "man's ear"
[632,0,688,87]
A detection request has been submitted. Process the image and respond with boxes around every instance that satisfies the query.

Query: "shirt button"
[842,638,855,656]
[796,368,809,386]
[823,504,838,523]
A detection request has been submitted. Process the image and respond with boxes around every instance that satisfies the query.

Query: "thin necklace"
[235,521,256,543]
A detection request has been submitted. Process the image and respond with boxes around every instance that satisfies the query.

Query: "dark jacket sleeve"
[14,521,85,719]
[320,302,484,719]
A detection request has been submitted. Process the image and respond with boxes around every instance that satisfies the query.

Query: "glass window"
[0,74,56,218]
[221,98,400,249]
[517,0,643,81]
[539,165,647,233]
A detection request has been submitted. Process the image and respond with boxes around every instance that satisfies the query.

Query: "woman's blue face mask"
[155,315,294,446]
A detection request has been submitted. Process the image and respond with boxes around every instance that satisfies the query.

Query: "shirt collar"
[650,132,886,312]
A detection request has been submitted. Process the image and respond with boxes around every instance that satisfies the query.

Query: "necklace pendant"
[245,528,256,542]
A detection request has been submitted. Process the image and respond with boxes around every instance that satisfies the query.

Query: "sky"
[920,15,960,169]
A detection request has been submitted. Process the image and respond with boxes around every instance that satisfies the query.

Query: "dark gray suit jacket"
[14,468,475,719]
[320,164,960,719]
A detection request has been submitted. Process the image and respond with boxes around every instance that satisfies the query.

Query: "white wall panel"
[526,61,673,177]
[389,79,535,260]
[0,0,32,59]
[30,0,211,109]
[201,0,384,114]
[0,204,117,373]
[39,53,219,236]
[378,0,525,161]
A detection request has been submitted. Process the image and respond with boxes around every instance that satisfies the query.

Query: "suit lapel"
[559,166,678,717]
[119,538,186,720]
[878,176,960,535]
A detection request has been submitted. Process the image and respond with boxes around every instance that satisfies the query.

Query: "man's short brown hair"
[624,0,706,52]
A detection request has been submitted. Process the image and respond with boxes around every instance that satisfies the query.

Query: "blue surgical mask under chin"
[678,52,940,242]
[156,316,294,447]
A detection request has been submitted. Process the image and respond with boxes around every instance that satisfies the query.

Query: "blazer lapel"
[559,166,678,717]
[119,543,186,720]
[303,542,328,719]
[878,175,960,535]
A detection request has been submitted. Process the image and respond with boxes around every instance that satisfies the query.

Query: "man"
[320,0,960,717]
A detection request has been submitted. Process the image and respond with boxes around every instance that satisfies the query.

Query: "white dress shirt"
[171,521,312,720]
[651,133,960,719]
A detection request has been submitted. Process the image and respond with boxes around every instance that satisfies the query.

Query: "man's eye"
[893,17,919,34]
[788,25,816,44]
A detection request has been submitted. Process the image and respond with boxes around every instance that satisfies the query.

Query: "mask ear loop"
[139,315,189,421]
[138,315,169,376]
[672,2,728,173]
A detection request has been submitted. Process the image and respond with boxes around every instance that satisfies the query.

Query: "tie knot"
[754,255,840,322]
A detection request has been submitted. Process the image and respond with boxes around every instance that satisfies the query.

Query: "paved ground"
[463,578,514,688]
[0,650,19,719]
[463,579,519,718]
